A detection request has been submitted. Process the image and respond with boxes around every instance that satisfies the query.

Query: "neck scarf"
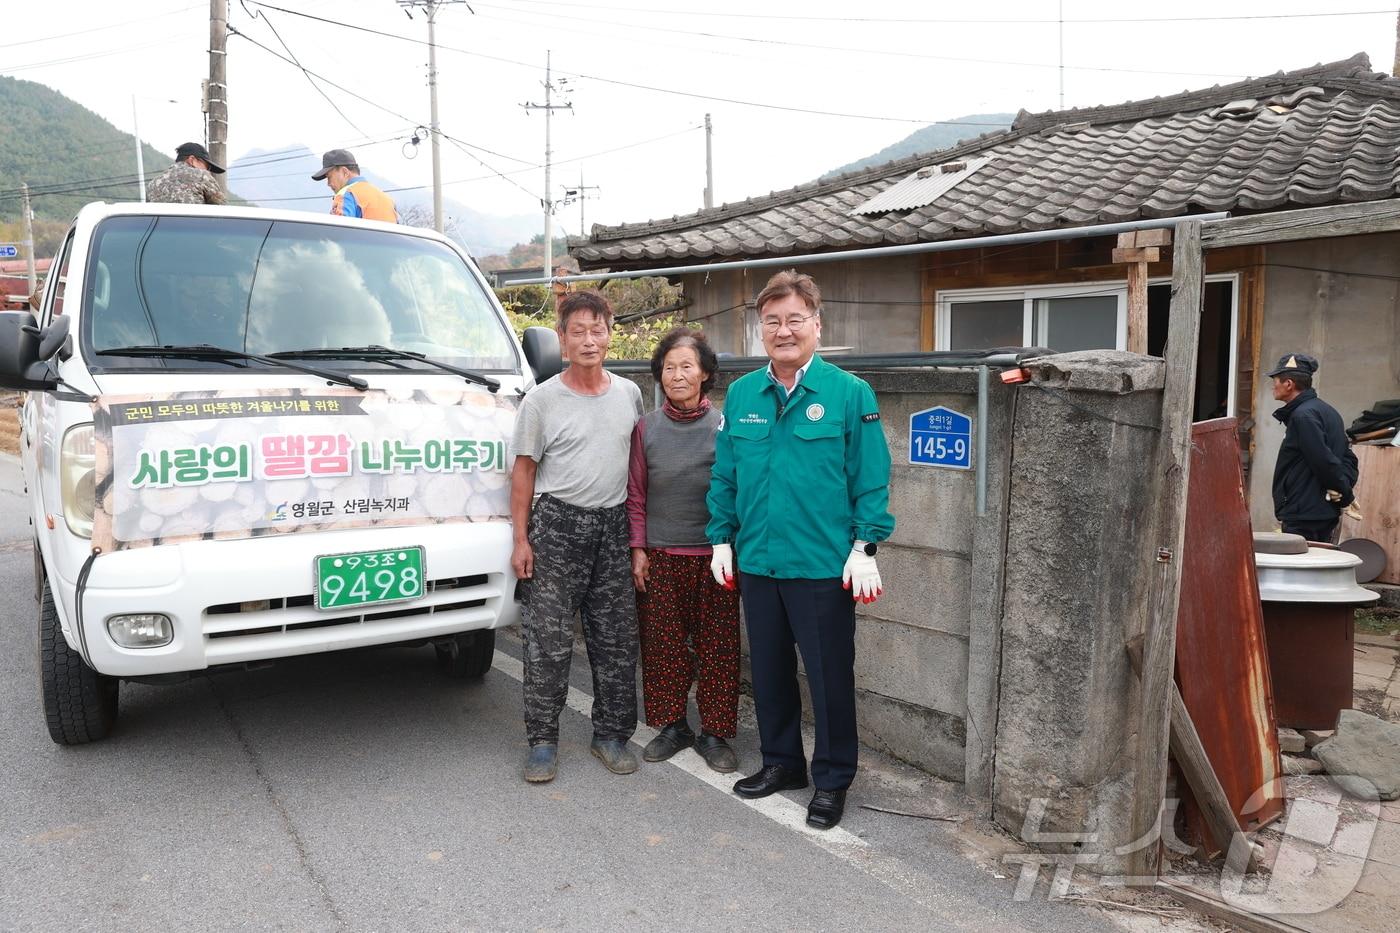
[662,394,711,423]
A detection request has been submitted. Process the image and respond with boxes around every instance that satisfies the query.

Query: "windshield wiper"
[97,344,368,390]
[270,345,500,393]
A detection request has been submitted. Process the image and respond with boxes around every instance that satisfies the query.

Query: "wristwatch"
[859,541,878,556]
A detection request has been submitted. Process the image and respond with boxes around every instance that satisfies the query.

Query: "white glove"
[710,543,735,590]
[842,543,883,604]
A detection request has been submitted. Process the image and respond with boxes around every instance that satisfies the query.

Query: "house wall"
[1248,233,1400,529]
[677,255,923,356]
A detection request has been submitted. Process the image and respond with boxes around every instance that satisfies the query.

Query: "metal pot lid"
[1337,537,1388,584]
[1255,546,1379,604]
[1253,532,1309,555]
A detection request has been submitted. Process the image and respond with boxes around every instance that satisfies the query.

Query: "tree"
[494,276,688,361]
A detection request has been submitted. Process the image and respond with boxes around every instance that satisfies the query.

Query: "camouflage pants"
[521,494,639,746]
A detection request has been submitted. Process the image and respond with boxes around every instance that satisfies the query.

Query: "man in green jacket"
[706,270,894,830]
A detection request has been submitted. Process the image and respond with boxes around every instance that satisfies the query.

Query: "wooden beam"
[1128,219,1205,882]
[1115,233,1164,353]
[1125,637,1255,877]
[1201,199,1400,249]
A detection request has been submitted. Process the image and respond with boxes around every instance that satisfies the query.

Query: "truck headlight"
[107,614,173,648]
[61,423,96,538]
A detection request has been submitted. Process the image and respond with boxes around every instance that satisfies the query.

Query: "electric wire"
[492,0,1398,26]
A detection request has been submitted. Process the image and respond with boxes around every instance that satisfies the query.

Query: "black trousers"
[740,575,857,791]
[1282,518,1338,544]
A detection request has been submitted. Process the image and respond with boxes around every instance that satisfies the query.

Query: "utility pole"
[132,96,147,202]
[703,113,714,209]
[208,0,229,195]
[1058,0,1065,110]
[522,51,572,279]
[562,169,600,238]
[400,1,464,233]
[21,184,36,296]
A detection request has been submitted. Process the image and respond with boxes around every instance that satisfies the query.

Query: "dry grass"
[0,393,19,457]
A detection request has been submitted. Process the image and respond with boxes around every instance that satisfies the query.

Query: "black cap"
[175,141,224,174]
[312,148,356,181]
[1265,352,1319,378]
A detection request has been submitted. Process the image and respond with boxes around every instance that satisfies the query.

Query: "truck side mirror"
[0,311,60,391]
[522,326,562,384]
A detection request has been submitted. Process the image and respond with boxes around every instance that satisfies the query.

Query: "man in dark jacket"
[1268,353,1358,543]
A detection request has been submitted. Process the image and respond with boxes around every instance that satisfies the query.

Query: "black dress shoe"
[806,788,847,829]
[733,764,808,799]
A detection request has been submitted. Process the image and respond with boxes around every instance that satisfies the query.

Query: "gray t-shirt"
[512,372,644,509]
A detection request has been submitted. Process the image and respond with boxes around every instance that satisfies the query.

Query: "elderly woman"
[626,326,741,772]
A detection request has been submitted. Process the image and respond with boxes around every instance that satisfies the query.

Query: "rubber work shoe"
[643,721,695,762]
[694,732,738,773]
[590,737,639,774]
[524,743,558,783]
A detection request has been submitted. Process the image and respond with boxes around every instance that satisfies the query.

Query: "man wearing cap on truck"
[146,142,226,205]
[312,148,398,223]
[706,270,894,831]
[1268,352,1358,543]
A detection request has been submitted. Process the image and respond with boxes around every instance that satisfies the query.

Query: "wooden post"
[1127,219,1204,881]
[1114,228,1170,354]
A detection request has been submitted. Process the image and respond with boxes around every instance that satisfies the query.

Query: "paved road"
[0,454,1141,933]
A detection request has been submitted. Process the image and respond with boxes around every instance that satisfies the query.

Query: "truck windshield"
[81,215,519,373]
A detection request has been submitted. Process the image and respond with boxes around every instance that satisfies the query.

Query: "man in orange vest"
[312,149,398,222]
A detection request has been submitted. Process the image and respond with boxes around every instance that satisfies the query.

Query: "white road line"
[491,653,868,849]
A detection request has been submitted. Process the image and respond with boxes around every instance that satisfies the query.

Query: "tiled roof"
[572,54,1400,269]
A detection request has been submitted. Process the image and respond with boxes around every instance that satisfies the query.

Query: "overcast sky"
[4,1,1397,236]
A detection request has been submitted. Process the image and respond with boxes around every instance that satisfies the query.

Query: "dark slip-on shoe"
[806,788,848,829]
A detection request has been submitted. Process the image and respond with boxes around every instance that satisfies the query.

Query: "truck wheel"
[434,629,496,681]
[39,582,119,745]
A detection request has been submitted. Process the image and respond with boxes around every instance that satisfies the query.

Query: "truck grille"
[202,574,495,639]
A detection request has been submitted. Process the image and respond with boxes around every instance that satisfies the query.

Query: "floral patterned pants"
[636,550,742,738]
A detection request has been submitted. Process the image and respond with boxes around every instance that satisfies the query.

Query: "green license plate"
[315,546,426,611]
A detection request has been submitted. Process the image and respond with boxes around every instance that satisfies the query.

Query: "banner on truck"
[91,388,516,551]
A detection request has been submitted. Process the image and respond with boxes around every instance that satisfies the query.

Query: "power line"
[230,24,544,200]
[470,4,1249,80]
[0,3,201,49]
[491,0,1398,26]
[239,2,1010,125]
[0,33,202,76]
[241,3,369,139]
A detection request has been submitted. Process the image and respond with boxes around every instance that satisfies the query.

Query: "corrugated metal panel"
[1175,418,1284,855]
[849,157,992,216]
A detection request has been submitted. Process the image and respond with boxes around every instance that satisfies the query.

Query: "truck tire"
[39,582,119,745]
[434,629,496,681]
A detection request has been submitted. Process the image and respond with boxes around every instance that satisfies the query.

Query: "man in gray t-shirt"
[509,290,644,783]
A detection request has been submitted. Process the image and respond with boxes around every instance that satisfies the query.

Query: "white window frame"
[936,273,1241,416]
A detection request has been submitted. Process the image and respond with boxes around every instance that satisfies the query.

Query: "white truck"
[1,202,560,745]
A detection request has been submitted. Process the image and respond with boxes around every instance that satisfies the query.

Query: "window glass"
[947,299,1023,350]
[1036,295,1118,352]
[84,216,518,372]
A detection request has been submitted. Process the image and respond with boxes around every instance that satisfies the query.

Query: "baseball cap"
[175,141,224,174]
[1265,352,1319,378]
[312,149,357,181]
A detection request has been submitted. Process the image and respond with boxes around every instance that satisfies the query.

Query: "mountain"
[0,76,173,224]
[822,113,1016,178]
[228,145,541,257]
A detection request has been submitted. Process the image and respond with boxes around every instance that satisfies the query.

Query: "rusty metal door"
[1175,418,1284,852]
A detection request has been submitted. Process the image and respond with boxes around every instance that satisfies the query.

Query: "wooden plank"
[1340,445,1400,584]
[1112,247,1161,264]
[1126,261,1149,353]
[1125,636,1255,877]
[1201,199,1400,249]
[920,259,936,351]
[1157,880,1312,933]
[1134,228,1173,248]
[1128,219,1206,882]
